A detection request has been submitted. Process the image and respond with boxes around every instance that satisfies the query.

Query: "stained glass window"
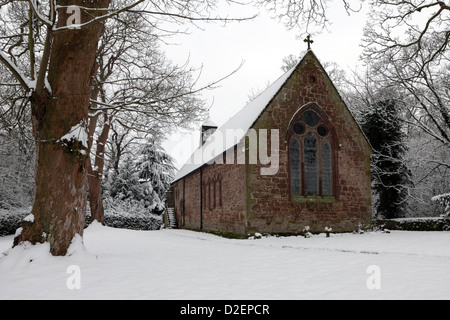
[317,125,328,137]
[303,111,319,127]
[289,138,301,195]
[322,141,333,196]
[304,132,318,195]
[289,106,335,198]
[293,123,305,135]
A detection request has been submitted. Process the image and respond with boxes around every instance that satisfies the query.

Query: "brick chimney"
[200,116,218,147]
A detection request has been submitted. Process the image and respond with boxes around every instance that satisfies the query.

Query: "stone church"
[170,49,372,236]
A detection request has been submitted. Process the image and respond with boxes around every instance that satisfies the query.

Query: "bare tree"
[254,0,361,34]
[255,0,448,79]
[363,0,450,74]
[0,0,253,255]
[86,9,244,224]
[345,43,450,216]
[372,42,450,159]
[281,53,302,72]
[0,0,113,256]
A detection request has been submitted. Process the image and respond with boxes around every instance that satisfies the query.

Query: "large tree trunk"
[14,0,110,256]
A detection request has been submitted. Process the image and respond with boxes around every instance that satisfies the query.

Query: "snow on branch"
[52,0,256,32]
[55,5,110,12]
[90,61,243,112]
[28,0,53,26]
[57,120,89,155]
[0,52,35,91]
[52,0,145,32]
[126,9,257,22]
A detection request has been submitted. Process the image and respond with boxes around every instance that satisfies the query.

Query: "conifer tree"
[106,139,175,213]
[108,158,142,202]
[362,99,411,219]
[135,139,175,212]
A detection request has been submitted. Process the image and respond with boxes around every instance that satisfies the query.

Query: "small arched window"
[288,105,336,198]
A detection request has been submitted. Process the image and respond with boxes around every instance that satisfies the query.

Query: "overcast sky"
[161,2,369,169]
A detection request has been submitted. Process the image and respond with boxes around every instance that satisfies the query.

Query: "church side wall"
[173,171,201,229]
[246,53,372,235]
[201,158,247,235]
[172,157,247,235]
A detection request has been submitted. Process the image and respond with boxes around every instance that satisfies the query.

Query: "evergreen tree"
[106,139,175,214]
[362,100,411,219]
[135,139,176,213]
[108,158,143,202]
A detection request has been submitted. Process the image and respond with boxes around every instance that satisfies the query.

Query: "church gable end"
[246,50,372,235]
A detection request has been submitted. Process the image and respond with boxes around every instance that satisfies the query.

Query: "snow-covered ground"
[0,223,449,300]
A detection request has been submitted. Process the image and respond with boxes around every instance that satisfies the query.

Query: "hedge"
[0,208,30,237]
[94,197,163,231]
[375,217,450,231]
[85,213,162,231]
[0,202,163,237]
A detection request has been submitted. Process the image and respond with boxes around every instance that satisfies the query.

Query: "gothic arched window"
[289,138,301,195]
[288,105,336,198]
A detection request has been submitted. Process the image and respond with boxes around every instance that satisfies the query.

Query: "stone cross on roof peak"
[304,35,314,50]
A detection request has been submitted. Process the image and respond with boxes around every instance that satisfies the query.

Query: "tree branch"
[0,52,32,91]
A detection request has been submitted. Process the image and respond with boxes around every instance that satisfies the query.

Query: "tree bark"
[87,112,111,224]
[14,0,110,256]
[87,173,105,224]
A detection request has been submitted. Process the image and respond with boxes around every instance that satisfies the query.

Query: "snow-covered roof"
[172,54,302,183]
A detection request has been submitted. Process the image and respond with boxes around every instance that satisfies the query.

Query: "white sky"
[161,2,369,169]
